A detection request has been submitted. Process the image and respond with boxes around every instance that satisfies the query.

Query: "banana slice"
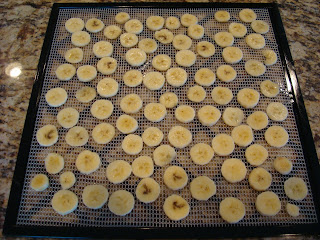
[142,127,164,147]
[144,103,167,122]
[65,18,84,33]
[196,41,215,58]
[51,190,78,215]
[190,176,216,200]
[76,86,96,103]
[188,24,204,39]
[136,178,160,203]
[115,12,130,24]
[265,125,289,148]
[120,94,143,114]
[256,191,281,216]
[215,10,230,22]
[211,86,233,105]
[222,47,243,64]
[190,143,214,165]
[249,167,272,191]
[164,166,188,190]
[30,174,49,191]
[160,92,179,108]
[122,134,143,155]
[126,48,147,67]
[245,60,266,77]
[214,32,234,48]
[260,80,279,97]
[266,102,288,122]
[168,126,192,149]
[71,31,90,47]
[57,107,79,129]
[246,111,269,130]
[187,85,206,103]
[138,38,158,53]
[286,203,300,217]
[104,25,122,40]
[82,185,109,209]
[124,19,143,34]
[181,13,198,27]
[195,68,216,86]
[154,29,174,44]
[219,197,245,223]
[231,124,254,147]
[143,71,165,90]
[262,50,278,66]
[152,54,171,71]
[221,158,247,183]
[97,57,117,75]
[65,48,83,63]
[239,8,257,23]
[166,67,188,87]
[123,70,143,87]
[120,33,138,48]
[36,125,58,146]
[45,153,64,174]
[108,190,135,216]
[245,144,268,166]
[60,171,76,190]
[55,64,76,81]
[212,133,235,156]
[106,160,132,183]
[165,16,181,30]
[251,20,269,34]
[85,18,104,33]
[93,41,113,58]
[92,123,115,144]
[76,150,100,174]
[45,87,68,107]
[175,50,196,67]
[246,33,265,49]
[132,156,154,178]
[197,105,221,126]
[77,65,97,82]
[175,105,195,123]
[90,99,114,120]
[97,78,119,97]
[222,107,244,127]
[173,34,192,50]
[237,88,260,108]
[116,114,138,134]
[273,157,293,175]
[284,177,308,201]
[163,194,190,221]
[153,145,177,167]
[65,126,89,147]
[146,16,165,31]
[216,65,237,82]
[228,22,247,38]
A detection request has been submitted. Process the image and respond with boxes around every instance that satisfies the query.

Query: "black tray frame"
[3,2,320,238]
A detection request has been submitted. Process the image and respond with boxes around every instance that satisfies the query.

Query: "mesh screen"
[16,7,317,228]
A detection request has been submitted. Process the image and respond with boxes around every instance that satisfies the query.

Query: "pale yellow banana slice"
[124,19,143,34]
[166,67,188,87]
[260,80,279,97]
[172,34,192,50]
[115,12,130,24]
[45,87,68,107]
[93,41,113,58]
[246,111,269,130]
[152,54,171,71]
[245,144,268,166]
[154,29,174,44]
[82,185,108,209]
[239,8,257,23]
[266,102,288,122]
[120,32,138,47]
[153,145,177,167]
[249,167,272,191]
[216,65,237,82]
[55,64,76,81]
[36,125,58,146]
[197,41,216,58]
[122,134,143,155]
[273,156,293,175]
[146,16,165,31]
[219,197,245,223]
[76,150,100,174]
[237,88,260,108]
[265,125,289,148]
[57,107,79,129]
[142,127,164,147]
[175,105,195,123]
[51,190,78,215]
[92,123,115,144]
[164,166,188,190]
[144,103,167,122]
[175,50,196,67]
[108,190,134,216]
[190,143,214,165]
[286,203,300,217]
[215,10,230,22]
[116,114,138,134]
[214,32,234,48]
[120,94,143,114]
[138,38,158,53]
[160,92,179,108]
[262,50,278,66]
[30,174,49,191]
[165,16,181,30]
[76,86,96,103]
[188,24,204,39]
[181,13,198,27]
[90,99,114,120]
[251,20,269,34]
[163,194,190,221]
[65,126,89,147]
[71,31,90,47]
[77,65,97,82]
[65,18,84,33]
[143,72,165,90]
[136,178,160,203]
[222,47,243,64]
[228,22,247,38]
[212,133,235,156]
[197,105,221,126]
[65,48,83,63]
[211,86,233,105]
[190,176,216,200]
[231,124,254,147]
[97,57,117,75]
[123,70,143,87]
[45,153,64,174]
[284,177,308,201]
[106,160,132,183]
[97,78,119,97]
[195,68,216,86]
[59,171,76,190]
[168,126,192,149]
[132,156,154,178]
[85,18,104,33]
[126,48,147,67]
[222,107,244,127]
[256,191,281,216]
[221,158,247,183]
[104,25,122,39]
[245,60,266,76]
[187,85,206,103]
[246,33,265,49]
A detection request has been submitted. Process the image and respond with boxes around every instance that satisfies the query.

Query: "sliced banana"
[211,133,235,156]
[65,48,83,63]
[90,99,114,120]
[219,197,245,223]
[45,87,68,107]
[108,190,135,216]
[286,203,300,217]
[175,50,196,67]
[60,171,76,190]
[197,105,221,126]
[175,105,195,123]
[51,190,78,215]
[144,103,167,122]
[160,92,179,109]
[124,19,143,34]
[166,67,188,87]
[265,125,289,148]
[245,60,266,77]
[85,18,104,33]
[120,32,138,48]
[115,12,130,24]
[195,68,216,86]
[143,72,165,90]
[36,125,58,146]
[190,143,214,165]
[57,107,79,129]
[153,145,177,167]
[168,126,192,149]
[123,70,143,87]
[126,48,147,67]
[154,29,174,44]
[215,10,230,22]
[165,16,181,30]
[163,194,190,221]
[190,176,216,200]
[45,153,64,174]
[188,24,204,39]
[138,38,158,53]
[266,102,288,122]
[222,47,243,64]
[187,85,206,103]
[76,86,96,103]
[136,178,160,203]
[65,126,89,147]
[104,25,122,40]
[273,157,293,175]
[55,64,76,81]
[164,166,188,190]
[172,34,192,50]
[237,88,260,108]
[211,86,233,105]
[245,144,268,166]
[216,65,237,82]
[71,31,90,47]
[181,13,198,27]
[76,150,100,174]
[146,16,165,31]
[260,80,279,97]
[262,49,278,66]
[97,57,117,75]
[92,123,115,144]
[30,174,49,191]
[97,78,119,97]
[93,41,113,58]
[249,167,272,191]
[132,156,154,178]
[65,18,84,33]
[239,8,257,23]
[82,185,109,209]
[214,32,234,48]
[106,160,132,184]
[246,33,265,49]
[251,20,269,34]
[284,177,308,201]
[122,134,143,155]
[142,127,164,147]
[196,41,215,58]
[120,93,143,114]
[152,54,171,71]
[221,158,247,183]
[255,191,281,216]
[246,111,269,130]
[222,107,244,127]
[231,124,254,147]
[116,114,138,134]
[77,65,97,82]
[228,22,247,38]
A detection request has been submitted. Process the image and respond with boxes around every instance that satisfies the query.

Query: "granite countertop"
[0,0,319,238]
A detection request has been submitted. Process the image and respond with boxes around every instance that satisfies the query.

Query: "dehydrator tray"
[3,2,320,238]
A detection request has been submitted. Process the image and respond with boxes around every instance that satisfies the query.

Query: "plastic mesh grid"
[16,7,317,228]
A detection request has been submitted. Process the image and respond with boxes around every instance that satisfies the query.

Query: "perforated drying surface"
[16,7,318,228]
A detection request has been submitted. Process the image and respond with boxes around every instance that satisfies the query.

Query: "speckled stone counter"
[0,0,319,238]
